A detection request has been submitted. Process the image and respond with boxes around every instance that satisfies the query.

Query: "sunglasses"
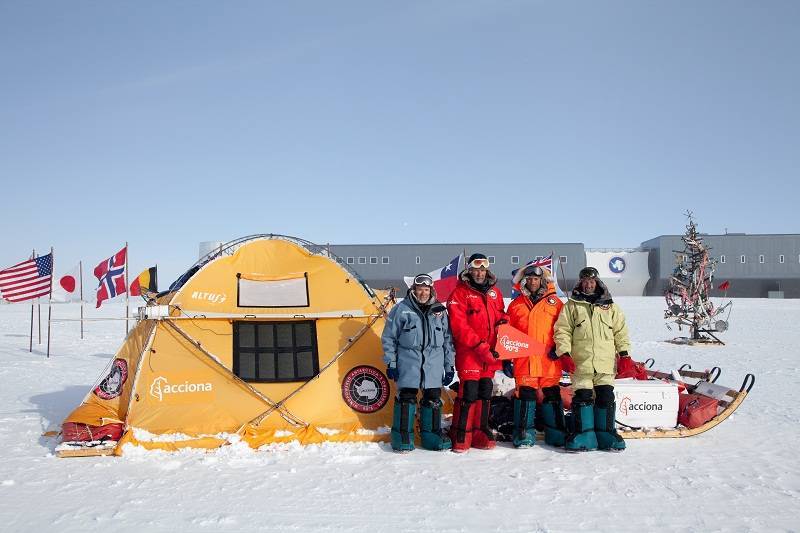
[468,258,490,269]
[413,274,434,287]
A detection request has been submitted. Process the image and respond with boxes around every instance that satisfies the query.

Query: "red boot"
[450,399,474,453]
[471,399,496,450]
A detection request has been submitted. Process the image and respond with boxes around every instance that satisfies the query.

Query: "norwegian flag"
[94,247,127,308]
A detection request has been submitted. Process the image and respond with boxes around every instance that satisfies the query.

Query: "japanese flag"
[51,264,82,302]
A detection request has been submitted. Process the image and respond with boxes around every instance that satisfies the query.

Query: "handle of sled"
[709,367,722,383]
[644,358,655,368]
[679,363,691,371]
[739,374,755,393]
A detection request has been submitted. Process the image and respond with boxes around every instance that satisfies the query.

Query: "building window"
[740,255,746,264]
[559,256,568,264]
[535,255,543,262]
[759,255,765,264]
[415,256,421,265]
[779,255,785,264]
[381,256,390,264]
[719,255,726,264]
[369,257,378,265]
[511,256,520,265]
[233,321,319,383]
[336,257,344,264]
[358,257,367,264]
[488,256,495,265]
[346,257,355,265]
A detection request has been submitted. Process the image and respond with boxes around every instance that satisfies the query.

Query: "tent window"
[233,321,320,383]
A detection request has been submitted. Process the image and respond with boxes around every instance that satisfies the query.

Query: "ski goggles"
[468,258,490,269]
[579,266,600,279]
[522,265,544,277]
[412,274,434,287]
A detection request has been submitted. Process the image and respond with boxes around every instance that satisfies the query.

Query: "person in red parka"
[447,253,508,453]
[506,264,566,448]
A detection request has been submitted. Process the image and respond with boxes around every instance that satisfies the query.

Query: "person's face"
[469,268,487,284]
[526,276,542,293]
[581,278,597,293]
[413,285,431,303]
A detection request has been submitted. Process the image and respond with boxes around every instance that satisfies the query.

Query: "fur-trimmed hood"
[512,267,552,299]
[570,278,613,305]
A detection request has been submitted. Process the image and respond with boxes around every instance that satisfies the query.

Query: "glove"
[386,366,398,381]
[559,353,576,374]
[547,347,559,361]
[495,318,509,326]
[616,355,636,378]
[502,360,514,379]
[443,367,455,386]
[475,342,493,361]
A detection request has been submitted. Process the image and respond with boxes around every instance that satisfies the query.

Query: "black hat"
[579,266,600,279]
[467,253,487,263]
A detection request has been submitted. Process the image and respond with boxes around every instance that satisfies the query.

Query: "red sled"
[62,422,123,442]
[678,394,719,429]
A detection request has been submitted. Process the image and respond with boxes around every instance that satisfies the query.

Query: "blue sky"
[1,1,797,286]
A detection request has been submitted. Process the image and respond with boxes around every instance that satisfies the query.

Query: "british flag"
[94,247,127,308]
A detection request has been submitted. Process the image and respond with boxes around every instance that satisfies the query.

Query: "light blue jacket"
[382,292,456,390]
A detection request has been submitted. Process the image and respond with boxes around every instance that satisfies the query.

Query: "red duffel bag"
[62,422,123,442]
[678,394,719,429]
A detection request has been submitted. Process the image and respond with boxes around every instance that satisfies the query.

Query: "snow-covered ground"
[0,298,797,532]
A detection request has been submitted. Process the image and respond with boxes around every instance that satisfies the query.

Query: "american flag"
[0,254,54,302]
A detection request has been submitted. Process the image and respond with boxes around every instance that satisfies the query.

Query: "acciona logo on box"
[619,395,663,416]
[149,376,213,402]
[498,335,529,354]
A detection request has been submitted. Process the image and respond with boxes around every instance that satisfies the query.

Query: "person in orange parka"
[447,253,508,453]
[506,264,566,448]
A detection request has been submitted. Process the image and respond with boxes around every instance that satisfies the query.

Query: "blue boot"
[419,400,452,451]
[390,400,416,452]
[565,401,598,452]
[541,398,567,447]
[594,402,626,451]
[512,397,536,448]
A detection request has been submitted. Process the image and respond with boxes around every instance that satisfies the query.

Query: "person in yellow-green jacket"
[553,266,631,452]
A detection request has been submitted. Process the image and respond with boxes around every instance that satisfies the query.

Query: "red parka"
[446,271,508,379]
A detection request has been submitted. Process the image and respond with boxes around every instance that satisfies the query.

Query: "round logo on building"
[609,256,626,274]
[341,365,390,413]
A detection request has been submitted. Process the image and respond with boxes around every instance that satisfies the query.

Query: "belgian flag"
[130,266,157,297]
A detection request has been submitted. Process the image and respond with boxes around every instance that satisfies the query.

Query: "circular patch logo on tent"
[341,365,390,413]
[94,359,128,400]
[609,256,626,273]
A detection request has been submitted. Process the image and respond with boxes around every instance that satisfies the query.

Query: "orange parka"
[507,284,564,384]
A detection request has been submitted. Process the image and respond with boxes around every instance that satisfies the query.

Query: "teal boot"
[541,399,567,447]
[512,398,536,448]
[594,402,626,451]
[390,400,416,452]
[419,399,452,451]
[565,401,598,452]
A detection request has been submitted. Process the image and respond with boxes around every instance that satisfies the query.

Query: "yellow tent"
[61,235,398,455]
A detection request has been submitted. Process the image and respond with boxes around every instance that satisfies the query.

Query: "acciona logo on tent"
[149,376,214,402]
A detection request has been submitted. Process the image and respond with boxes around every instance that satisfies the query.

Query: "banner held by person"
[494,323,547,360]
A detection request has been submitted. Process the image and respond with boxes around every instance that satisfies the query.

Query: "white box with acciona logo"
[613,379,679,428]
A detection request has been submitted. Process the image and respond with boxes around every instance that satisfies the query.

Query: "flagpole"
[125,242,129,336]
[79,260,84,340]
[46,247,53,358]
[29,249,35,353]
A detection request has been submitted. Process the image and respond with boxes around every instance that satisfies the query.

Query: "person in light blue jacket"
[382,274,456,452]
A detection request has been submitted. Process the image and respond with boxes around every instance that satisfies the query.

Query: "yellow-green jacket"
[554,280,630,376]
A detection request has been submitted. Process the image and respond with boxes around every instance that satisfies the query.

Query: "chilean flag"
[404,254,461,302]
